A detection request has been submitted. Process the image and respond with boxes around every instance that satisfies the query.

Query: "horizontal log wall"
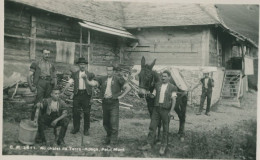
[4,2,91,77]
[90,30,119,65]
[4,2,31,63]
[209,29,218,66]
[125,27,204,66]
[4,2,122,77]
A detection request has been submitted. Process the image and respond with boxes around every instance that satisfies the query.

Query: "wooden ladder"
[220,70,242,107]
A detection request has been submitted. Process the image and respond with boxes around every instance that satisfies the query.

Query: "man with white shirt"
[85,65,131,146]
[196,71,214,116]
[63,57,94,136]
[140,70,177,155]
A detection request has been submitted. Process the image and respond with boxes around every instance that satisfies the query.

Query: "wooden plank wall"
[209,29,221,66]
[90,30,119,65]
[4,2,122,76]
[4,2,31,63]
[125,27,204,66]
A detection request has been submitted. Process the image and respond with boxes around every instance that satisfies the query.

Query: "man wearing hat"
[63,57,95,136]
[193,71,214,116]
[27,49,57,120]
[85,65,131,146]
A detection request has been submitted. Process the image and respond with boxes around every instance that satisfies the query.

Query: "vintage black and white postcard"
[1,0,259,160]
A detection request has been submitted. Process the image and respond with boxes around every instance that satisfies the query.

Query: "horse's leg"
[178,95,188,141]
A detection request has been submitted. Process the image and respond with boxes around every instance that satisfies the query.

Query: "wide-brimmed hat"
[76,57,88,64]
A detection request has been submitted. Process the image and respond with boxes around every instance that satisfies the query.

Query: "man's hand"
[149,93,155,98]
[36,102,42,108]
[30,86,36,92]
[169,112,174,119]
[51,120,58,127]
[81,73,87,79]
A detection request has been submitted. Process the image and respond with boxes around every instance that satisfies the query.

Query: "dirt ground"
[2,89,257,159]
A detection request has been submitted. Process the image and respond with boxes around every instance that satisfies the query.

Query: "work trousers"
[72,91,91,132]
[147,105,170,147]
[31,78,53,120]
[102,98,119,144]
[199,89,212,113]
[38,112,69,142]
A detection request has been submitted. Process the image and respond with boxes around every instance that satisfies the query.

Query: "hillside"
[216,4,259,45]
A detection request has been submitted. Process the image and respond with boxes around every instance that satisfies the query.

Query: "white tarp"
[244,56,254,75]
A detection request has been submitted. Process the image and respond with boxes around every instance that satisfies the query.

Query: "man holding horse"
[140,70,177,155]
[85,65,131,146]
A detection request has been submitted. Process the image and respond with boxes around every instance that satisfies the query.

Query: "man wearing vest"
[63,57,95,136]
[85,65,131,146]
[27,49,57,120]
[140,70,177,155]
[35,88,70,145]
[196,71,214,116]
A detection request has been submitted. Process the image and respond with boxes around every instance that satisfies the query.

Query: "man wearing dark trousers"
[27,49,57,120]
[140,70,177,155]
[86,65,131,146]
[35,88,70,145]
[195,71,214,116]
[63,57,95,136]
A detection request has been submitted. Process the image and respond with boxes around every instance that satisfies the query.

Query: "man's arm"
[190,79,202,91]
[51,64,57,88]
[27,70,36,92]
[118,82,131,99]
[83,74,99,87]
[211,78,214,87]
[51,110,68,127]
[169,91,177,118]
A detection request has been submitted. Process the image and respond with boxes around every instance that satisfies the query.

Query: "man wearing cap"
[63,57,95,136]
[27,49,57,120]
[85,65,131,146]
[193,71,214,116]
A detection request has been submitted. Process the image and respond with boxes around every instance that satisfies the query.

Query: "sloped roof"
[7,0,126,31]
[121,2,257,47]
[122,3,222,28]
[6,0,258,47]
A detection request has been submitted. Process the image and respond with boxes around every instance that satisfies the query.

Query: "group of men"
[27,49,214,152]
[28,49,131,146]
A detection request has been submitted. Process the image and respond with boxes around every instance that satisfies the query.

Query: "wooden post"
[87,30,90,71]
[29,16,36,60]
[201,29,210,66]
[80,26,82,57]
[216,32,219,66]
[119,37,124,64]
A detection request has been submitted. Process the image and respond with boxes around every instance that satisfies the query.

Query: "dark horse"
[138,56,188,140]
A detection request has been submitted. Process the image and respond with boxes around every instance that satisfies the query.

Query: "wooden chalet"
[4,0,258,106]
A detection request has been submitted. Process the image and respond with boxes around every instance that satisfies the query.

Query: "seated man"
[35,88,70,145]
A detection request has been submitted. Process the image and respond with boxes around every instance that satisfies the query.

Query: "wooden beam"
[80,26,82,57]
[87,30,90,71]
[201,29,210,66]
[29,16,36,60]
[5,34,90,46]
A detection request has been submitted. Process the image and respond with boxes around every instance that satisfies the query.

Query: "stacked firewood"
[56,73,73,105]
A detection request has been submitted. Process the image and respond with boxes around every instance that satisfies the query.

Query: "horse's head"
[138,56,157,98]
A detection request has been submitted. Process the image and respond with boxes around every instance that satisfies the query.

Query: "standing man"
[85,65,131,146]
[194,71,214,116]
[140,70,177,155]
[27,49,57,120]
[63,57,95,136]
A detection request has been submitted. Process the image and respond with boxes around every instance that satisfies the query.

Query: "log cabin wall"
[125,26,208,66]
[209,28,223,67]
[4,1,121,77]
